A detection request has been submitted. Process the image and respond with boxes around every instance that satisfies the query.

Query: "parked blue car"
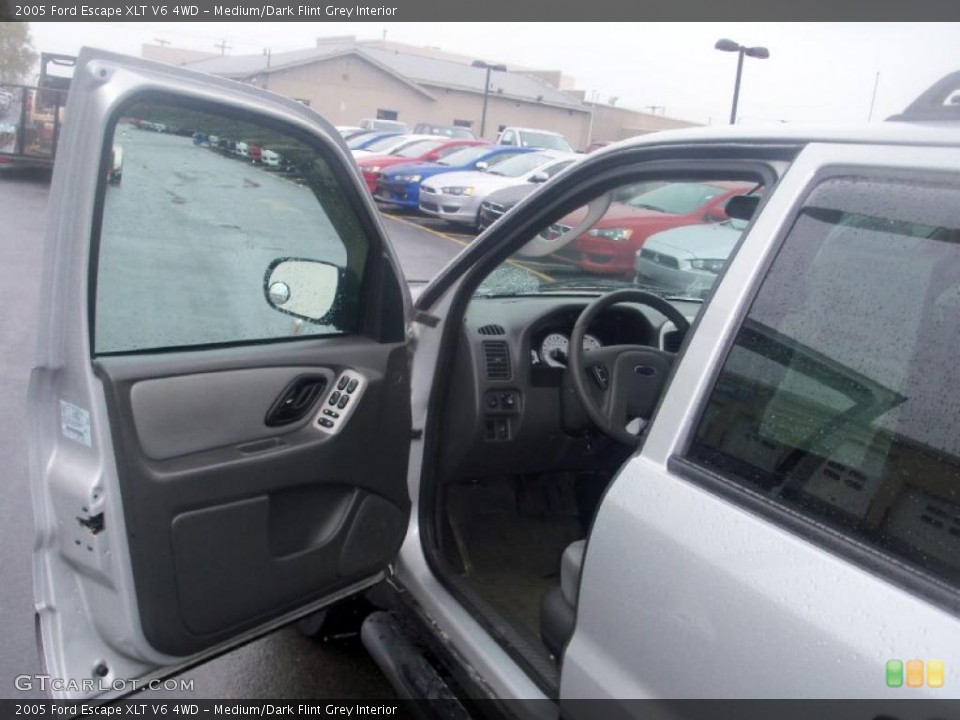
[373,144,535,210]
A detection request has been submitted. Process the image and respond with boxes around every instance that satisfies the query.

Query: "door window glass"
[95,100,372,354]
[689,176,960,586]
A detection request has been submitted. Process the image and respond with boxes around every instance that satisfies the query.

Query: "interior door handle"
[264,375,328,427]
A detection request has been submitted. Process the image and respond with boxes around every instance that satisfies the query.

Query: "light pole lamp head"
[715,38,741,52]
[472,60,507,72]
[745,46,770,59]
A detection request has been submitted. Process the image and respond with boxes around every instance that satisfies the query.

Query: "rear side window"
[689,176,960,588]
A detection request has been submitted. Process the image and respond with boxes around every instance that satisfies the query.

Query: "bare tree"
[0,23,38,84]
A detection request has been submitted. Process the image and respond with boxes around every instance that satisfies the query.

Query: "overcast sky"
[24,22,960,125]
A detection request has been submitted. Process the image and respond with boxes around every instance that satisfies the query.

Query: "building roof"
[184,41,588,112]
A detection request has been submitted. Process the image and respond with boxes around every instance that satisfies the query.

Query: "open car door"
[28,49,413,699]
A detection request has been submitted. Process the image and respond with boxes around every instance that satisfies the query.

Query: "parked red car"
[356,138,487,193]
[551,181,757,276]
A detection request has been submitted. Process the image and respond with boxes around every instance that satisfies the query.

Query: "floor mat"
[445,476,585,636]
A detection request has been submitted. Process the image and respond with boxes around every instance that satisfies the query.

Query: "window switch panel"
[316,370,366,436]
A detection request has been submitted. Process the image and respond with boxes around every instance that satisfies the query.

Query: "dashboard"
[436,295,694,482]
[529,305,659,370]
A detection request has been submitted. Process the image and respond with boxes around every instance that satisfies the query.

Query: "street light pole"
[472,60,507,139]
[730,49,745,124]
[715,39,769,125]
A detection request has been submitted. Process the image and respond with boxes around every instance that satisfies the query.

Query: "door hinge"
[411,428,423,440]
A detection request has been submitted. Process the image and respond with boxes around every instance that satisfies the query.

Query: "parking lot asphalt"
[0,160,466,700]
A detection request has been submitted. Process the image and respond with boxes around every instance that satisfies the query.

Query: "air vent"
[483,341,511,380]
[478,324,506,336]
[662,330,683,353]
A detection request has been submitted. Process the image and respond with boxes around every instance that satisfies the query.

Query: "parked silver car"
[634,216,747,297]
[30,50,960,708]
[419,149,577,227]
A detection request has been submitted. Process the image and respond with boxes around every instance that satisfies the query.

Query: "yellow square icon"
[928,660,944,688]
[906,659,924,688]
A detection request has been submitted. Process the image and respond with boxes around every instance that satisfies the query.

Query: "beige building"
[141,37,698,149]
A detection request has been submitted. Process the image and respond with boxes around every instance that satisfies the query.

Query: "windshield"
[393,139,445,158]
[518,131,573,152]
[346,132,379,149]
[438,145,493,166]
[362,134,409,153]
[627,182,729,214]
[473,177,761,303]
[419,125,475,139]
[488,152,552,177]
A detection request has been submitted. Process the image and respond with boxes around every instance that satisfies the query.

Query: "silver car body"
[634,219,746,296]
[419,150,577,226]
[29,48,960,703]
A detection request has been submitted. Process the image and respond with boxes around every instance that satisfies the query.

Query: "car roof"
[602,120,960,153]
[505,127,567,137]
[525,150,579,161]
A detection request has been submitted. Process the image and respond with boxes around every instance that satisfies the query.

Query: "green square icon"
[886,659,904,688]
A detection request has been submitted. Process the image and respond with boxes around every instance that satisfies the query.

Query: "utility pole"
[154,39,170,47]
[586,90,600,147]
[262,49,272,90]
[868,72,880,122]
[214,39,232,56]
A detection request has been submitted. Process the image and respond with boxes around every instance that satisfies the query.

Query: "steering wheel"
[567,290,691,447]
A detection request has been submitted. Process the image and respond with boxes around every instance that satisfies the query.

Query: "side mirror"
[704,207,727,223]
[530,171,549,184]
[725,194,761,221]
[475,161,489,171]
[263,258,340,323]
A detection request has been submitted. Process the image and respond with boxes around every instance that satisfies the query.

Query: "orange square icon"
[906,659,924,688]
[928,660,945,688]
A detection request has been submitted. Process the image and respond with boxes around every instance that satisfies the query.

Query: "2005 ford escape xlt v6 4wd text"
[29,50,960,706]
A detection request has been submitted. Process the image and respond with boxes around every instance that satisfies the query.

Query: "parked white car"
[261,149,281,167]
[497,126,573,153]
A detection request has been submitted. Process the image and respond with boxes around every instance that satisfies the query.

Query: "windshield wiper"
[663,295,705,303]
[632,283,706,303]
[534,277,635,293]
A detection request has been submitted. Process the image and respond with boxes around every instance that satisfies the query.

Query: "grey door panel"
[94,338,411,656]
[131,366,336,460]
